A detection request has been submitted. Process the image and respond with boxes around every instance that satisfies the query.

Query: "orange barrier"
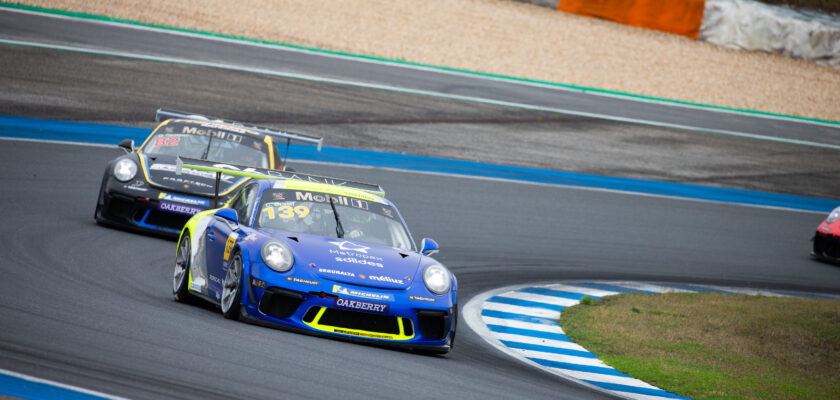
[558,0,706,39]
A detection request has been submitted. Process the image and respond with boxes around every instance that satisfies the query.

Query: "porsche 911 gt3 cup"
[812,206,840,263]
[95,109,323,237]
[172,159,457,353]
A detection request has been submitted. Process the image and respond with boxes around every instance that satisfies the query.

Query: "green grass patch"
[561,293,840,399]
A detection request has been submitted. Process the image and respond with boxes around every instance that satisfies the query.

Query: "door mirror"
[420,238,439,256]
[215,207,239,225]
[118,139,135,154]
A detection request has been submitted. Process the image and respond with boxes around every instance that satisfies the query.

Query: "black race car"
[94,109,323,237]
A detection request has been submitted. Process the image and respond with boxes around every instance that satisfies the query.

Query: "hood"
[141,154,248,196]
[264,230,421,290]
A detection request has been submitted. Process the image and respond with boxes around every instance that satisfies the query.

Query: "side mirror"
[420,238,439,256]
[215,207,239,225]
[118,139,135,154]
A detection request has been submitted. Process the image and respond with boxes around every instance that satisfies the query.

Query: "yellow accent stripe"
[265,136,275,168]
[303,307,415,341]
[282,180,381,203]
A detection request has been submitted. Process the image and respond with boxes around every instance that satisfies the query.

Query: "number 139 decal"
[262,205,310,219]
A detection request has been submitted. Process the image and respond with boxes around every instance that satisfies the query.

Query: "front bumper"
[243,264,456,353]
[812,231,840,263]
[95,179,211,237]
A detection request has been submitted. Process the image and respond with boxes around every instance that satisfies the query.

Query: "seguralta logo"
[368,275,405,285]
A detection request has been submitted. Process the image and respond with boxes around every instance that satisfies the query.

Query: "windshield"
[255,189,413,251]
[143,122,270,168]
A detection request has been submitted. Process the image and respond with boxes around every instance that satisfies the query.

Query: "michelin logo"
[158,192,210,207]
[332,285,394,302]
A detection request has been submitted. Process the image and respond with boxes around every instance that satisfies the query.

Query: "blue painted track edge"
[0,115,835,213]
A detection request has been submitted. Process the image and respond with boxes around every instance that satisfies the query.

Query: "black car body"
[95,109,323,237]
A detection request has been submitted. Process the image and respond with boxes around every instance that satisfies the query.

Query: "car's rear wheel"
[221,252,243,320]
[173,232,191,302]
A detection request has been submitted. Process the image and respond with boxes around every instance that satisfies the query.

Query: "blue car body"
[174,167,457,354]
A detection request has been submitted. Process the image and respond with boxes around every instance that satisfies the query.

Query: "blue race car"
[172,158,457,353]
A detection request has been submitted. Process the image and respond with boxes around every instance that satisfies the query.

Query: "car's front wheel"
[221,251,244,320]
[173,232,191,303]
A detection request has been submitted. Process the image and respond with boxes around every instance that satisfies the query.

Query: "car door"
[204,183,259,302]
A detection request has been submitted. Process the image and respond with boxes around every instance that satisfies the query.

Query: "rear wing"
[156,108,323,167]
[175,157,385,207]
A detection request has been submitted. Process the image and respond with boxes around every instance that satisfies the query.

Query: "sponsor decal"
[333,256,384,268]
[251,277,267,289]
[209,275,222,285]
[820,226,832,232]
[329,241,370,254]
[368,275,405,285]
[332,328,393,339]
[223,233,238,261]
[162,176,214,189]
[150,163,236,183]
[409,295,436,302]
[381,207,393,218]
[295,192,370,210]
[158,200,202,216]
[318,268,355,278]
[124,180,148,192]
[158,192,211,207]
[350,198,369,210]
[287,277,320,286]
[334,298,389,314]
[153,136,180,147]
[182,125,243,142]
[332,284,394,302]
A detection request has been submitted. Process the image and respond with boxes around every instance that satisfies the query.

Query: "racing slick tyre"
[173,232,192,303]
[221,251,244,320]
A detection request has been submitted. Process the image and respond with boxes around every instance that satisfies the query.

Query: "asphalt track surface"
[1,140,838,400]
[1,7,840,400]
[2,7,840,199]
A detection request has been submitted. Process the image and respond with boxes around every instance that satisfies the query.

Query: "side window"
[243,184,260,223]
[231,183,259,225]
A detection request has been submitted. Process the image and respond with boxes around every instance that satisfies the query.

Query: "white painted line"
[463,283,630,399]
[6,6,838,130]
[547,368,662,390]
[492,332,586,351]
[542,283,621,298]
[698,285,788,297]
[515,349,606,367]
[496,291,580,307]
[3,36,840,152]
[615,391,684,400]
[480,316,566,334]
[482,301,561,319]
[0,136,827,216]
[603,282,695,294]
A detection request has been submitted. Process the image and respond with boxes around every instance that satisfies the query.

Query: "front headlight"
[113,159,137,182]
[423,264,451,295]
[261,241,293,272]
[827,207,840,224]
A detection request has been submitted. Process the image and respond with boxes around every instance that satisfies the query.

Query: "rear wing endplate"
[156,109,323,166]
[176,157,385,202]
